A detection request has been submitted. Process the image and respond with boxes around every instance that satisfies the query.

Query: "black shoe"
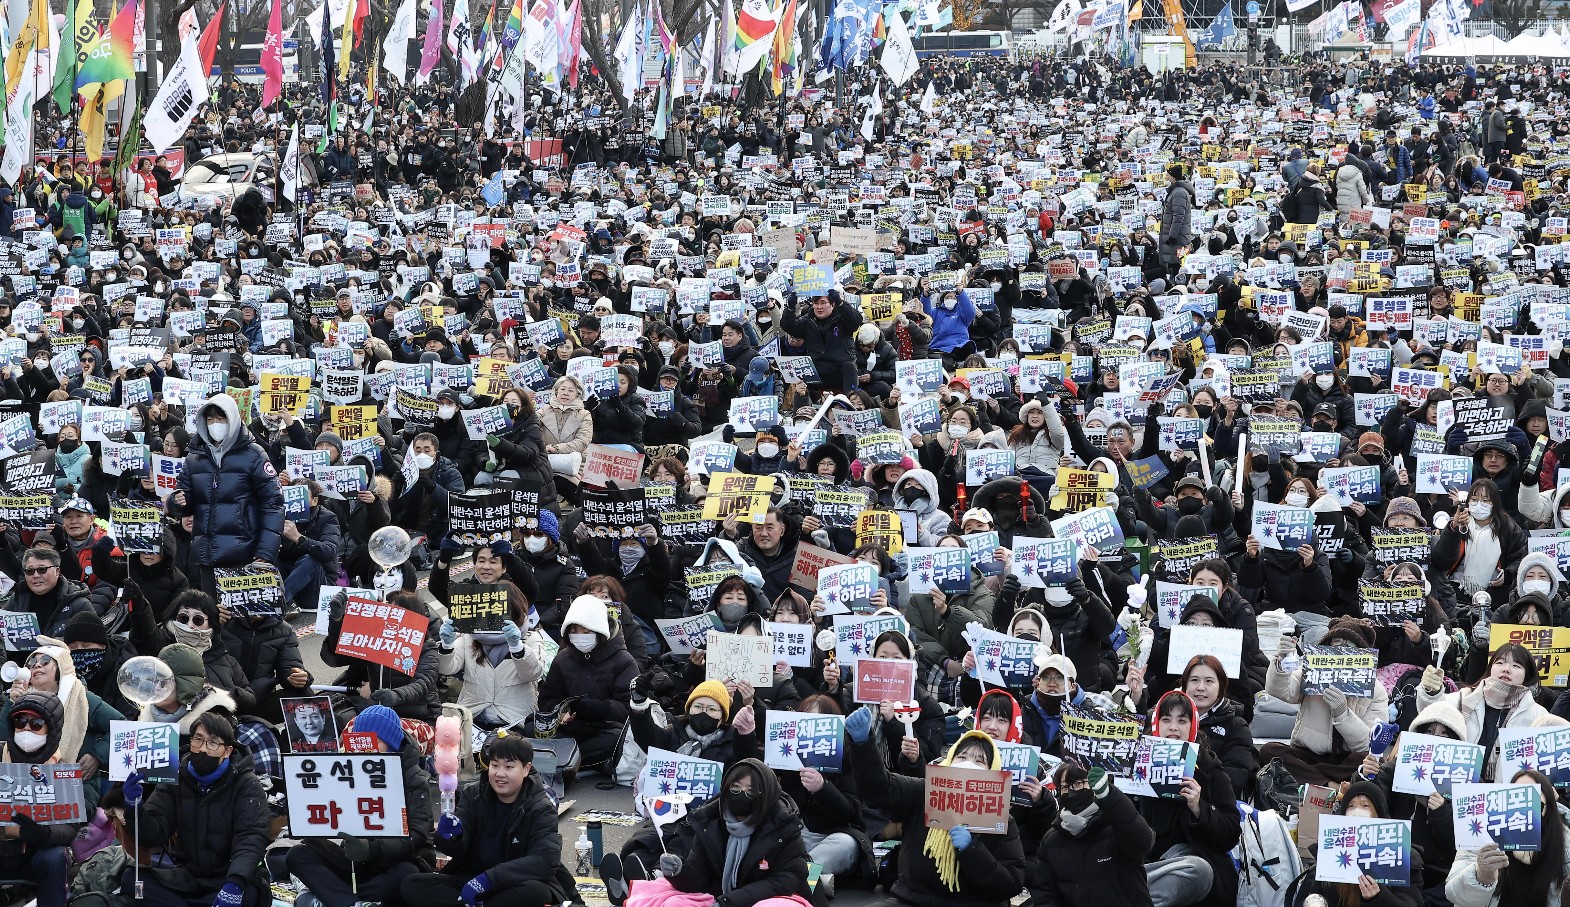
[625,853,649,885]
[601,852,628,906]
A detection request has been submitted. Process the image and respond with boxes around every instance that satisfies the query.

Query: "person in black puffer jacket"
[119,712,272,907]
[588,366,648,450]
[993,566,1116,692]
[122,529,191,622]
[176,394,285,595]
[642,366,702,448]
[663,759,812,906]
[221,605,310,724]
[1032,762,1156,907]
[130,589,259,715]
[537,594,640,773]
[574,524,670,655]
[339,467,393,587]
[430,389,488,484]
[774,693,876,882]
[482,387,560,513]
[59,611,136,719]
[319,589,442,722]
[518,510,580,638]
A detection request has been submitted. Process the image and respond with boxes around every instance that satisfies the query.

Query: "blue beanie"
[354,705,404,751]
[538,508,560,543]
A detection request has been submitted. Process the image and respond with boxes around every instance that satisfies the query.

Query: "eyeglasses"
[690,703,724,718]
[10,718,45,733]
[177,612,208,628]
[188,735,228,755]
[22,567,53,577]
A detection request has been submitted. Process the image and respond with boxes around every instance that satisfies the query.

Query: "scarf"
[619,544,645,576]
[188,756,230,790]
[894,321,914,360]
[170,622,213,652]
[677,722,726,757]
[1482,678,1528,710]
[70,649,106,682]
[1058,801,1101,836]
[472,632,510,667]
[722,814,754,895]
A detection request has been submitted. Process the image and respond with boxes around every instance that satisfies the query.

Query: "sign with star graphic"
[818,562,880,614]
[1251,502,1316,551]
[1154,581,1219,629]
[906,546,972,596]
[109,721,178,783]
[833,613,911,667]
[639,748,725,805]
[1011,537,1078,589]
[1119,736,1198,799]
[1392,733,1483,797]
[1496,725,1570,786]
[1316,817,1412,886]
[1454,783,1542,852]
[963,622,1045,689]
[764,712,846,773]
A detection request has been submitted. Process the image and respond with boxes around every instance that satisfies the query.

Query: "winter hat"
[561,594,612,638]
[1385,497,1426,527]
[1035,652,1077,682]
[537,508,560,543]
[62,611,109,648]
[353,704,405,751]
[315,431,345,457]
[158,643,207,704]
[685,680,732,722]
[1181,595,1227,627]
[7,692,63,764]
[1339,780,1392,819]
[872,629,915,660]
[927,730,1002,892]
[1357,432,1385,454]
[1321,616,1376,649]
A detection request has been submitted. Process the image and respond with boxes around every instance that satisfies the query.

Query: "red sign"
[1048,259,1078,280]
[853,657,917,704]
[473,223,505,248]
[343,732,379,754]
[334,597,427,676]
[583,444,645,489]
[924,764,1011,834]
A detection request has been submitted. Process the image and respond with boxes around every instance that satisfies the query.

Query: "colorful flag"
[561,0,580,85]
[50,0,78,113]
[261,0,284,105]
[770,0,795,95]
[501,0,524,47]
[5,0,46,97]
[76,0,136,90]
[732,0,778,75]
[418,0,444,83]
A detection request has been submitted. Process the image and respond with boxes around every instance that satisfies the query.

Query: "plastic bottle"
[575,827,594,876]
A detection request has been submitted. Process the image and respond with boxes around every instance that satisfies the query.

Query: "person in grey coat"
[1159,164,1194,276]
[1483,101,1509,164]
[1335,162,1372,211]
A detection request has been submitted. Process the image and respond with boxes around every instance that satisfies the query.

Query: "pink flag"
[418,0,444,80]
[563,0,581,87]
[260,0,284,106]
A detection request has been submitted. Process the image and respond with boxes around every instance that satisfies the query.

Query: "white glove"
[1421,665,1445,695]
[1276,634,1297,660]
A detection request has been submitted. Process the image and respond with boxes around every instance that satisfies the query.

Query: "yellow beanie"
[685,681,732,722]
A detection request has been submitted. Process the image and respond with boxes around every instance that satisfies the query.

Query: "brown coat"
[539,401,593,454]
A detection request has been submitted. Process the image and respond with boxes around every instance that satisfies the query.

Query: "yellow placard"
[1490,624,1570,687]
[1049,467,1117,512]
[855,510,904,554]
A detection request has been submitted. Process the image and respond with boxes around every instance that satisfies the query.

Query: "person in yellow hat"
[628,677,755,764]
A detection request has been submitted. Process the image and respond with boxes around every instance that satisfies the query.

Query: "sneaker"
[293,893,321,907]
[600,852,629,906]
[625,853,649,885]
[818,872,836,900]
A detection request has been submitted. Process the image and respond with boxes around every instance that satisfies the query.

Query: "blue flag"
[481,171,506,207]
[321,3,337,106]
[1199,1,1236,49]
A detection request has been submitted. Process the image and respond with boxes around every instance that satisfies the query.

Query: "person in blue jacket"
[173,393,287,598]
[923,283,977,368]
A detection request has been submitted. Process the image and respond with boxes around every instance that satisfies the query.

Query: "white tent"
[1499,31,1568,58]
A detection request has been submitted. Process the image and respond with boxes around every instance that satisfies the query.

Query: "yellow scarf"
[923,731,1003,893]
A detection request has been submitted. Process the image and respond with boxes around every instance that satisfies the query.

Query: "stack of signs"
[109,499,163,554]
[1453,784,1542,851]
[817,562,878,614]
[705,631,773,687]
[109,721,179,782]
[962,623,1043,689]
[1060,704,1142,776]
[641,747,724,803]
[447,583,509,633]
[763,712,846,772]
[1452,398,1512,442]
[906,547,972,596]
[1120,736,1198,798]
[1251,503,1315,550]
[1392,733,1483,796]
[1359,581,1426,627]
[1498,725,1570,784]
[1316,817,1412,885]
[923,764,1011,834]
[283,754,409,837]
[213,563,285,616]
[448,491,514,545]
[1301,645,1378,698]
[582,486,648,538]
[1370,528,1433,566]
[1011,537,1078,589]
[654,613,724,655]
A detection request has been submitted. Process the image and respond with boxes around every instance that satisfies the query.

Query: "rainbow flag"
[75,0,135,90]
[770,0,795,95]
[733,0,779,73]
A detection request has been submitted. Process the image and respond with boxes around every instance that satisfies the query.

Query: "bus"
[911,30,1013,58]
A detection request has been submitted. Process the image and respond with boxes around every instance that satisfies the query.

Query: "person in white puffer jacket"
[1447,768,1570,907]
[1009,398,1068,474]
[437,580,547,729]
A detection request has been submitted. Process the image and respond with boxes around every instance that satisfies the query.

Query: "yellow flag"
[5,0,47,97]
[339,2,354,79]
[79,78,124,162]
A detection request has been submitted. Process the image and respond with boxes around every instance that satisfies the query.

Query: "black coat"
[536,621,639,729]
[435,771,568,900]
[489,406,560,513]
[629,703,757,765]
[579,537,672,629]
[781,297,862,366]
[1031,786,1155,907]
[319,598,442,721]
[432,415,488,483]
[1198,698,1258,797]
[3,577,98,641]
[304,736,435,872]
[221,614,307,700]
[670,788,812,907]
[848,735,1027,907]
[643,391,702,447]
[1134,747,1241,907]
[178,412,286,567]
[519,546,581,636]
[125,532,191,623]
[127,589,259,714]
[589,390,648,449]
[126,748,271,894]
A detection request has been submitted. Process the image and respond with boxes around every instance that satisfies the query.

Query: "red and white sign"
[583,444,645,489]
[853,657,917,704]
[283,754,409,838]
[334,597,427,676]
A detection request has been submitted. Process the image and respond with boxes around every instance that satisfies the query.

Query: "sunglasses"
[11,718,45,733]
[22,567,53,577]
[177,612,209,627]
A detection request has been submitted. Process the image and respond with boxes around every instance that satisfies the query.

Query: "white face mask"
[524,536,549,554]
[1316,375,1334,390]
[569,632,597,653]
[756,442,779,458]
[1284,491,1310,508]
[12,730,45,753]
[1344,807,1375,819]
[71,319,83,330]
[1561,508,1570,525]
[1279,254,1294,264]
[951,759,988,771]
[438,405,457,420]
[659,342,675,357]
[1524,579,1553,595]
[413,453,435,470]
[1470,502,1493,522]
[208,422,230,442]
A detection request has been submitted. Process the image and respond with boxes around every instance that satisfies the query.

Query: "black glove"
[338,832,373,863]
[328,590,349,622]
[370,689,398,707]
[13,814,47,846]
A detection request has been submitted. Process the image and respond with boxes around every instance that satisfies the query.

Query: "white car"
[181,152,318,207]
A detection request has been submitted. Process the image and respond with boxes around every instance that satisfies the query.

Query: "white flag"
[0,33,44,185]
[522,0,559,93]
[383,0,417,84]
[144,30,212,155]
[1047,0,1081,30]
[920,79,936,114]
[720,0,739,78]
[1383,0,1418,39]
[698,17,716,97]
[879,7,917,86]
[860,83,880,142]
[613,2,641,104]
[280,122,302,203]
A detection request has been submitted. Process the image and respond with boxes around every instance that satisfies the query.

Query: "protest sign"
[1153,582,1219,629]
[280,696,341,754]
[684,566,741,607]
[1392,733,1483,796]
[448,491,514,545]
[1050,467,1117,512]
[852,657,917,703]
[855,510,905,553]
[109,501,163,554]
[700,473,775,523]
[0,613,38,651]
[1049,507,1125,554]
[1301,645,1378,698]
[923,764,1011,834]
[582,486,648,538]
[108,721,179,782]
[789,543,855,591]
[654,613,725,655]
[1152,536,1219,580]
[1011,537,1078,589]
[1251,502,1315,550]
[1370,528,1434,567]
[0,764,86,825]
[1497,725,1570,785]
[963,623,1043,688]
[283,754,409,837]
[1060,704,1142,776]
[1323,466,1383,506]
[583,445,645,488]
[817,561,879,614]
[764,712,846,772]
[1359,581,1426,627]
[1454,783,1542,851]
[832,613,910,666]
[1120,737,1198,798]
[447,583,509,633]
[1316,817,1412,885]
[966,450,1015,486]
[1488,625,1570,687]
[1166,625,1243,677]
[906,546,972,595]
[335,597,427,676]
[214,563,285,617]
[767,621,813,668]
[705,631,773,687]
[641,747,725,803]
[1415,454,1473,494]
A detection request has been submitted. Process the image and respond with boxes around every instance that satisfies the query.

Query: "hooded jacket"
[536,595,639,727]
[896,468,956,547]
[177,393,286,567]
[1136,693,1241,907]
[670,759,812,905]
[1031,771,1154,907]
[1416,676,1546,781]
[432,769,568,900]
[0,692,90,858]
[1293,781,1424,907]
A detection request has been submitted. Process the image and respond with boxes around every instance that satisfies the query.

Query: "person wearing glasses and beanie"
[119,710,271,907]
[0,692,90,907]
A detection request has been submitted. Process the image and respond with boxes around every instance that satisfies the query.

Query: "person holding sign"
[1,641,120,787]
[1296,781,1425,907]
[629,679,755,779]
[1128,595,1266,737]
[1416,642,1546,782]
[783,289,864,394]
[1446,769,1570,907]
[479,388,561,517]
[1032,760,1155,907]
[995,551,1117,693]
[771,695,873,881]
[120,712,273,907]
[0,692,84,907]
[276,480,344,616]
[969,690,1060,860]
[910,535,996,702]
[1240,520,1334,630]
[1432,479,1529,609]
[845,713,1027,907]
[319,589,442,722]
[437,581,546,730]
[1265,618,1392,784]
[586,366,648,450]
[1134,691,1242,907]
[389,434,468,567]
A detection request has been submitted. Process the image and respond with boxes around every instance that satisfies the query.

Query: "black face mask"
[900,486,927,504]
[1059,788,1095,814]
[727,788,758,817]
[1313,420,1334,433]
[58,439,79,454]
[189,752,225,776]
[1194,404,1214,419]
[1177,496,1204,515]
[688,713,720,736]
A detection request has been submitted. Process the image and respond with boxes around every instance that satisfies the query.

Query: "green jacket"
[907,576,996,673]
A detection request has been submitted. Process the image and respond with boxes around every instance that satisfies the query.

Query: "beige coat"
[540,401,593,454]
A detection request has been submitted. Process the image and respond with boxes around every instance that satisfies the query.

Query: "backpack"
[1254,757,1302,818]
[70,843,130,906]
[1278,186,1300,224]
[1233,802,1304,907]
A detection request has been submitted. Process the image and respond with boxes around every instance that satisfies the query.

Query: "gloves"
[214,882,246,907]
[488,537,513,557]
[370,689,398,707]
[1421,665,1445,695]
[1104,492,1119,511]
[949,825,973,851]
[440,535,465,556]
[845,706,874,743]
[122,772,145,807]
[1321,685,1349,717]
[483,458,498,473]
[1276,634,1297,661]
[1088,767,1111,800]
[811,529,831,549]
[460,872,491,906]
[486,433,503,448]
[501,620,523,651]
[12,814,46,846]
[1336,547,1354,563]
[1472,619,1491,646]
[440,620,458,648]
[630,671,649,704]
[328,590,348,622]
[658,854,683,878]
[1048,484,1061,501]
[437,813,464,839]
[337,831,372,863]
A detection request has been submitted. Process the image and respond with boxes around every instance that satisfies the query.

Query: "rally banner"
[1301,645,1378,698]
[1453,783,1542,851]
[764,711,846,772]
[1391,733,1483,796]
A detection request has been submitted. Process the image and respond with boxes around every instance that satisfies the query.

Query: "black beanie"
[62,611,109,648]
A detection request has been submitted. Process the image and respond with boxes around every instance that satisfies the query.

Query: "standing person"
[173,394,285,597]
[782,289,863,393]
[399,735,573,906]
[1160,164,1194,277]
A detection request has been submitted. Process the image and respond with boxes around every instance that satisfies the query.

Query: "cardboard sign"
[1316,817,1412,885]
[335,597,428,676]
[283,754,409,837]
[108,721,178,782]
[764,712,846,772]
[705,631,773,687]
[1454,783,1542,851]
[789,543,855,591]
[1166,625,1243,677]
[1301,645,1378,698]
[447,583,509,633]
[852,657,917,704]
[924,764,1011,834]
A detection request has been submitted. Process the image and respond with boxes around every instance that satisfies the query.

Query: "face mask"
[71,318,83,330]
[1284,491,1310,508]
[1525,579,1553,595]
[12,730,45,753]
[438,405,457,420]
[208,422,230,443]
[1470,502,1493,522]
[58,439,79,454]
[1194,404,1213,419]
[1344,807,1375,819]
[756,442,779,458]
[688,713,721,736]
[1279,254,1294,264]
[943,297,958,309]
[413,453,435,470]
[189,752,224,776]
[718,600,749,624]
[659,342,675,357]
[951,759,988,771]
[523,536,549,554]
[1314,420,1335,433]
[171,621,213,651]
[1060,788,1094,813]
[901,485,928,504]
[569,632,597,653]
[1177,496,1203,515]
[727,788,758,817]
[1045,587,1074,606]
[619,543,645,573]
[71,648,106,680]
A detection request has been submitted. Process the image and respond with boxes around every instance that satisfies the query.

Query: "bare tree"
[1489,0,1541,37]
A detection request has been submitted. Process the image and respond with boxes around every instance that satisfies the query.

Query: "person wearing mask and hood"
[0,691,86,907]
[970,476,1052,547]
[1446,768,1570,907]
[130,589,257,714]
[970,689,1059,860]
[572,522,668,658]
[428,388,487,484]
[895,468,956,546]
[1291,781,1424,907]
[628,678,756,767]
[1265,617,1392,785]
[1135,691,1242,907]
[1020,655,1117,760]
[1033,760,1155,907]
[480,387,560,514]
[515,510,580,638]
[1416,642,1546,781]
[845,716,1027,907]
[137,644,241,744]
[59,610,135,718]
[1432,478,1528,610]
[1,639,118,787]
[994,553,1117,692]
[1358,699,1468,904]
[437,581,545,731]
[119,711,272,907]
[537,594,639,776]
[122,530,191,624]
